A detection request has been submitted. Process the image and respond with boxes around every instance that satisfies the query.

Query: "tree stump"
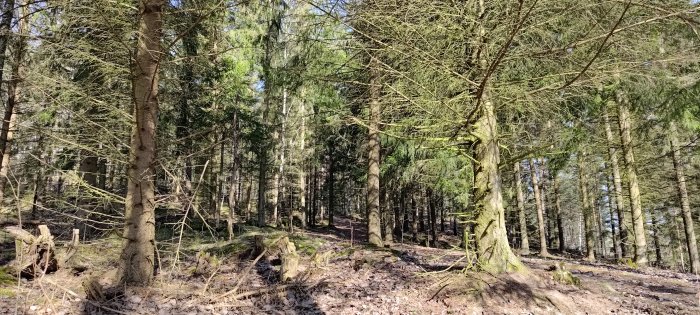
[278,237,299,282]
[5,225,58,278]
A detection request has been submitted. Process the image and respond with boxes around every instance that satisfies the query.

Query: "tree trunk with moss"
[472,96,522,273]
[669,121,699,273]
[119,0,164,286]
[514,162,530,255]
[616,94,647,267]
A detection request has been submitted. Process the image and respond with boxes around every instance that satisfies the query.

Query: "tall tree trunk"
[578,151,596,261]
[0,0,25,203]
[514,162,530,255]
[589,173,605,258]
[257,154,267,227]
[472,95,522,272]
[383,189,393,244]
[328,152,335,228]
[669,121,700,273]
[119,0,164,286]
[227,113,240,240]
[616,93,647,267]
[606,172,622,259]
[529,159,549,256]
[366,55,383,247]
[603,109,628,257]
[297,100,307,229]
[553,173,565,252]
[0,0,14,83]
[650,209,662,267]
[411,193,418,242]
[427,189,436,247]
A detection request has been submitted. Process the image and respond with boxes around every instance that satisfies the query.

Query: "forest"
[0,0,699,314]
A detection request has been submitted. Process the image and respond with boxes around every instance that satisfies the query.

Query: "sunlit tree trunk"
[514,162,530,255]
[119,0,164,286]
[472,94,522,272]
[669,121,699,273]
[366,54,383,247]
[603,110,628,257]
[616,93,647,267]
[529,159,549,256]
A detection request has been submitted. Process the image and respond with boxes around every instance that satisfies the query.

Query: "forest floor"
[1,216,699,314]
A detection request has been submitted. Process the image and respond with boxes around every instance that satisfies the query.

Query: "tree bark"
[529,159,549,256]
[616,94,647,267]
[514,162,530,255]
[603,109,628,257]
[577,151,596,261]
[119,0,164,286]
[366,55,383,247]
[472,95,522,272]
[669,121,700,273]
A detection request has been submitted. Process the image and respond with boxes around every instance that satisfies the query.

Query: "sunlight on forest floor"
[1,216,699,314]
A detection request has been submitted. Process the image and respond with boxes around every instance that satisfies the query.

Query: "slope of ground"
[0,216,698,314]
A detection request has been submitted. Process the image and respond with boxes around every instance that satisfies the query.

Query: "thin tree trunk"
[227,113,240,240]
[603,109,628,257]
[411,193,418,242]
[553,173,565,253]
[514,162,530,255]
[669,121,700,273]
[616,93,647,267]
[529,159,549,256]
[366,55,382,247]
[298,100,307,229]
[606,172,622,259]
[383,189,393,244]
[590,173,605,258]
[311,165,318,227]
[257,155,267,227]
[650,209,662,267]
[578,151,596,261]
[428,189,436,247]
[0,0,25,203]
[328,152,335,228]
[119,0,164,286]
